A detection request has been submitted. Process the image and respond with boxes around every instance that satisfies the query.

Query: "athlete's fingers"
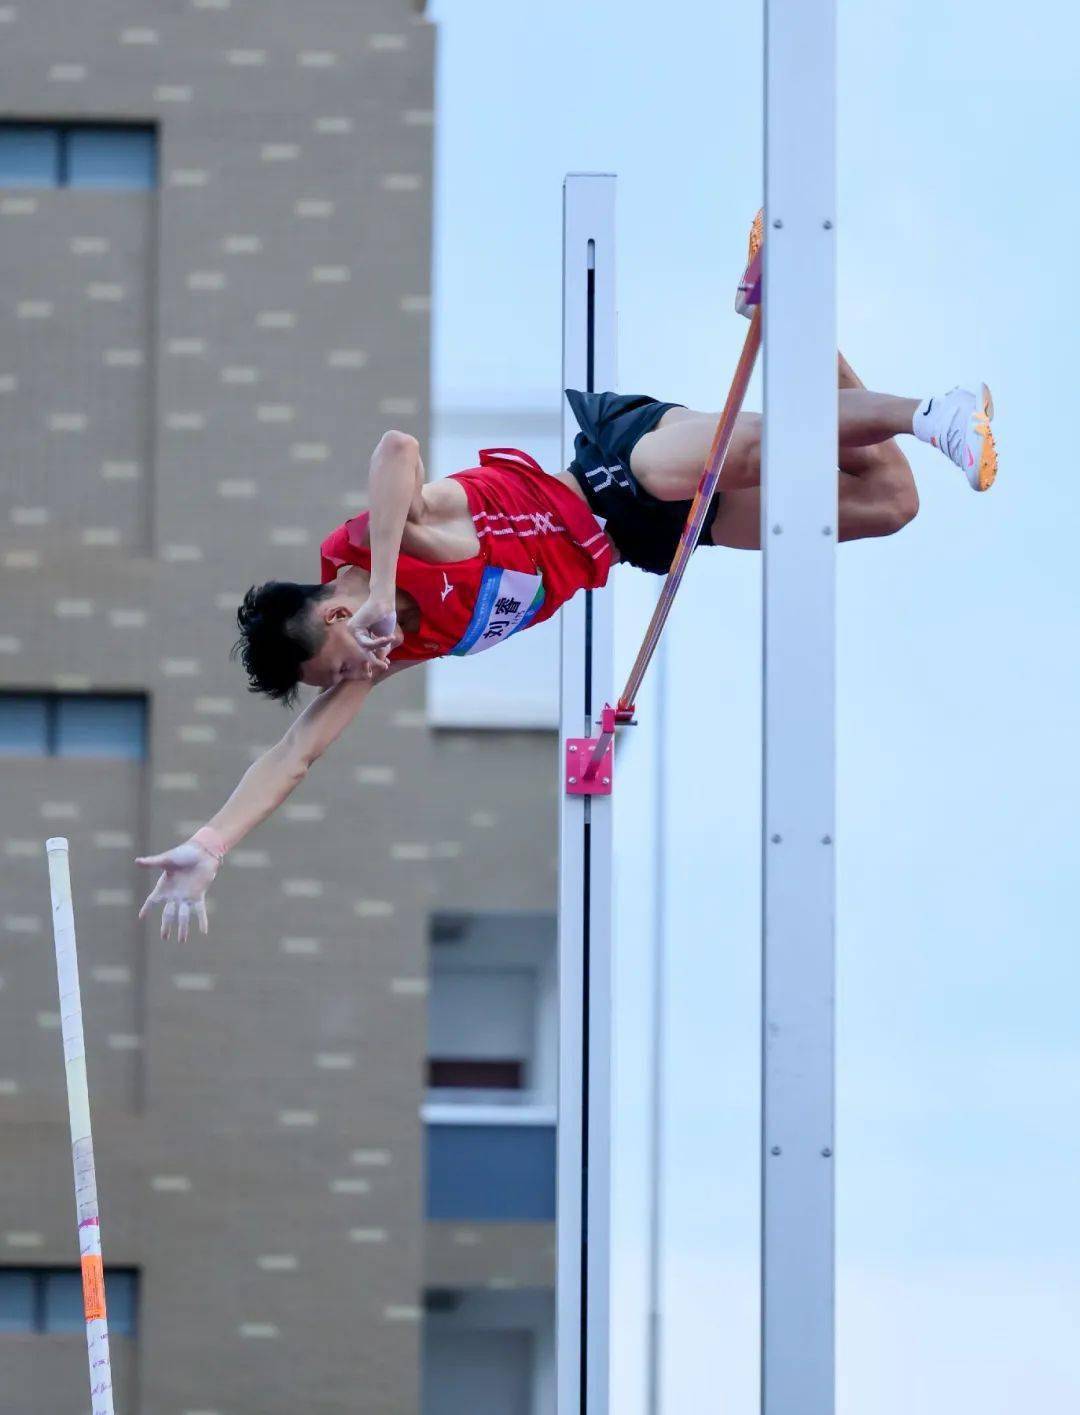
[135,853,169,869]
[138,876,165,920]
[177,901,191,944]
[195,899,209,935]
[161,899,177,942]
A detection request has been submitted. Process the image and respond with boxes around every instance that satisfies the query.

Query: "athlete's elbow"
[279,735,317,776]
[278,753,311,789]
[291,750,315,779]
[377,428,419,458]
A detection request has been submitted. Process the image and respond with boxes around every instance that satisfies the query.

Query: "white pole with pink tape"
[45,837,116,1415]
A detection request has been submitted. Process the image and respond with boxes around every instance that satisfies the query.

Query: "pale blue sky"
[428,0,1080,1409]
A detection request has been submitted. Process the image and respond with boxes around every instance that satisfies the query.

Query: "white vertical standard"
[761,1,838,1412]
[45,837,116,1415]
[556,172,616,1415]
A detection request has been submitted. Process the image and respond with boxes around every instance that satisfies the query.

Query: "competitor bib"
[450,566,545,656]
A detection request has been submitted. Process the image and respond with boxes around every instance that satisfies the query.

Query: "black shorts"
[565,388,721,575]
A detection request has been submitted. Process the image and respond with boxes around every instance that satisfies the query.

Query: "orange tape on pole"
[81,1253,107,1323]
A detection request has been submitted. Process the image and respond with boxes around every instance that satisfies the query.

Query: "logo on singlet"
[586,462,632,493]
[440,572,454,603]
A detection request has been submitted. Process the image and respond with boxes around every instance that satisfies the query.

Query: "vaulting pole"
[761,0,838,1410]
[608,298,760,726]
[45,837,117,1415]
[556,172,617,1415]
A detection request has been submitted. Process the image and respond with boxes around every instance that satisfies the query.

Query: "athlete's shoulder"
[418,475,471,519]
[319,515,370,583]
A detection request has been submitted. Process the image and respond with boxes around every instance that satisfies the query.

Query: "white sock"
[912,394,939,444]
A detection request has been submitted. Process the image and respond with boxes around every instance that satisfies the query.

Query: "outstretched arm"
[135,677,377,940]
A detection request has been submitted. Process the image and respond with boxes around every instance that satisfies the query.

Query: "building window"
[425,1121,556,1221]
[427,1058,524,1091]
[428,913,557,1106]
[422,1287,551,1415]
[0,1268,138,1336]
[427,963,533,1098]
[0,693,147,759]
[0,123,157,189]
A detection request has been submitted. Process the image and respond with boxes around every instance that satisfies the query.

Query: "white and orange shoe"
[735,208,764,318]
[913,384,998,491]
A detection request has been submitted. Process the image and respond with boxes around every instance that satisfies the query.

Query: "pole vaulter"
[131,232,998,940]
[131,36,998,1415]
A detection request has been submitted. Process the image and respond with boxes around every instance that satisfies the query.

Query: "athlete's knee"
[887,480,920,533]
[736,411,762,454]
[891,447,919,528]
[870,443,918,534]
[877,464,919,534]
[728,411,761,480]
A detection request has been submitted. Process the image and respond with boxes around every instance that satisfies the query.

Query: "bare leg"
[838,389,919,446]
[634,386,918,488]
[631,360,920,547]
[833,351,920,528]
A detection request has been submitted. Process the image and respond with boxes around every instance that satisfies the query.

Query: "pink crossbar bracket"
[566,736,613,795]
[565,703,636,796]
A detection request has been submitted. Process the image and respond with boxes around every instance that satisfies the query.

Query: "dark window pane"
[0,1270,36,1333]
[430,911,555,949]
[425,1123,556,1221]
[0,695,49,756]
[102,1270,137,1336]
[428,1059,524,1090]
[66,127,156,190]
[42,1271,83,1333]
[55,696,145,759]
[0,125,60,187]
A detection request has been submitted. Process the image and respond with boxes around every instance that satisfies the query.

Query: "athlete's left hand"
[348,596,397,677]
[135,839,218,942]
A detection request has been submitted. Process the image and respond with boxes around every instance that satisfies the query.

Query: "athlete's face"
[298,605,403,689]
[299,615,366,688]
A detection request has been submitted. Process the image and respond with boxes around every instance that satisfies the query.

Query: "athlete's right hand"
[135,840,219,942]
[347,596,397,679]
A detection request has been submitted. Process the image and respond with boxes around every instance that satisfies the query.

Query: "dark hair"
[231,581,333,707]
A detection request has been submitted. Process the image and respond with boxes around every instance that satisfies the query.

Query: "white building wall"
[428,405,563,728]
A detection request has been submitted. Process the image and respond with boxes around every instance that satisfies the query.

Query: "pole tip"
[45,837,70,853]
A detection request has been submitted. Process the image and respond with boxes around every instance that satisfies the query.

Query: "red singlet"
[319,448,612,663]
